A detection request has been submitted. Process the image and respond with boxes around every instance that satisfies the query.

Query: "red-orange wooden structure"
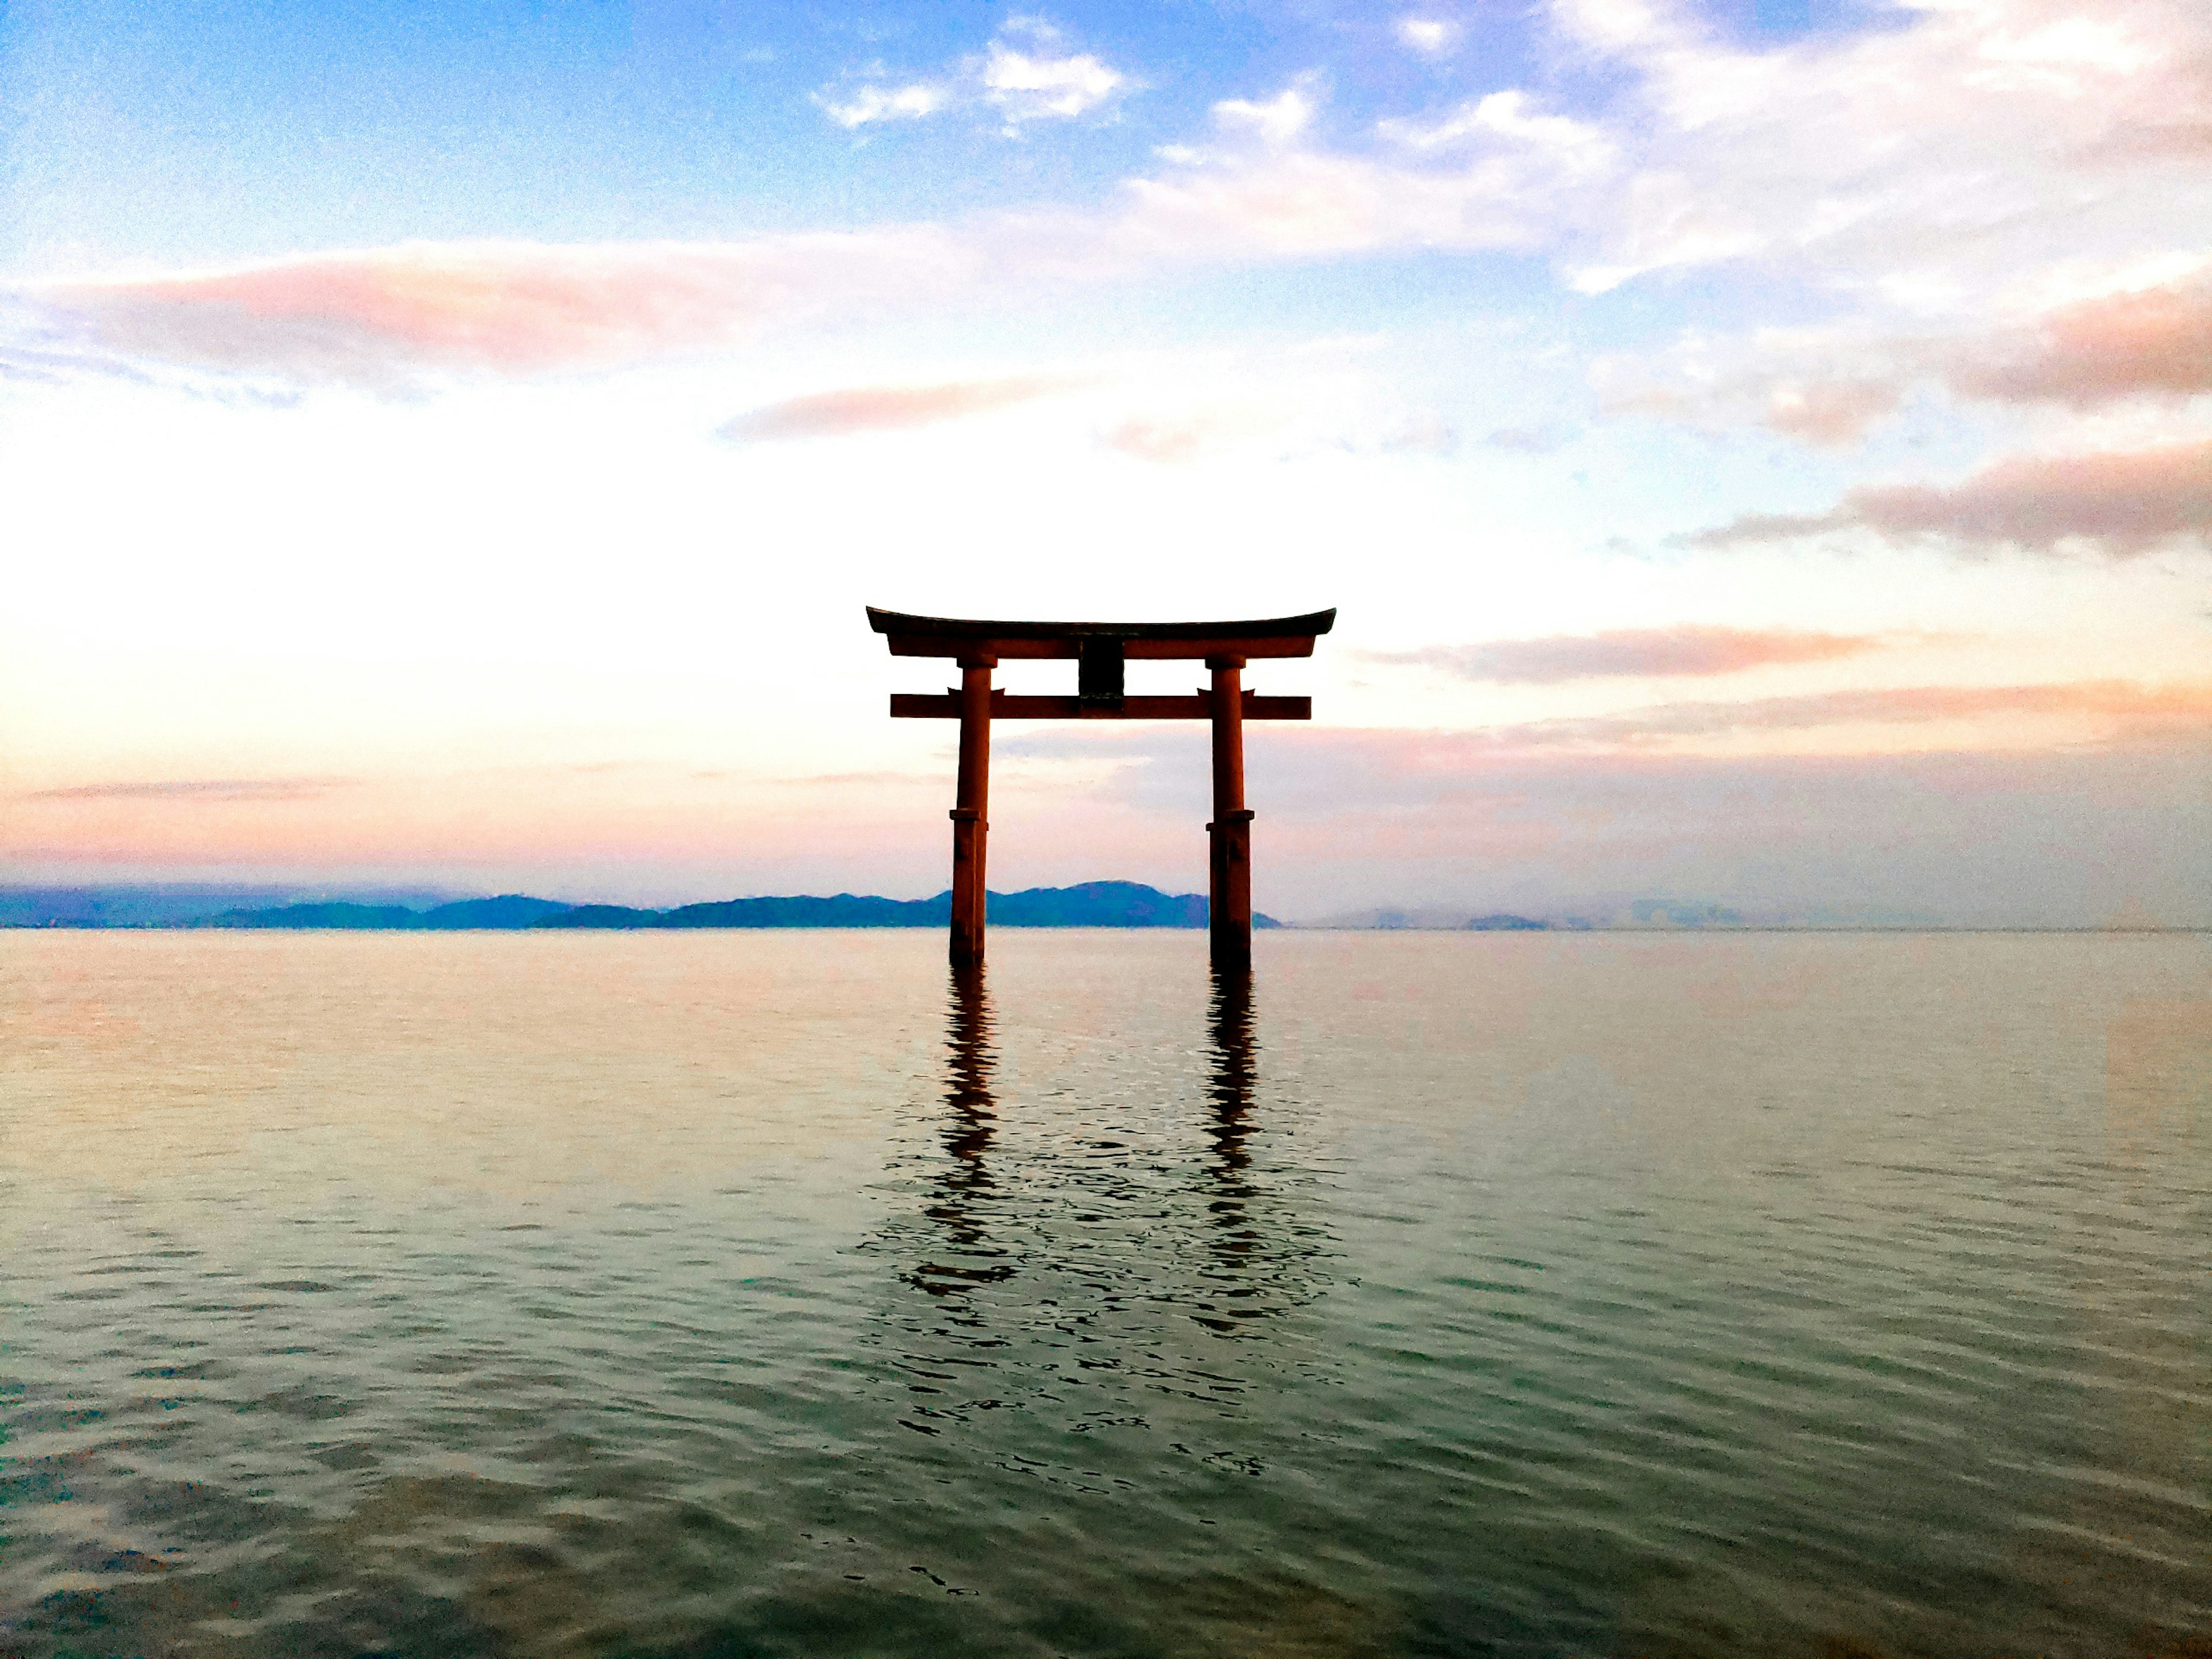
[868,607,1335,967]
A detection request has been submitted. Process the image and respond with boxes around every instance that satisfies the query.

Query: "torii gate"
[869,607,1336,968]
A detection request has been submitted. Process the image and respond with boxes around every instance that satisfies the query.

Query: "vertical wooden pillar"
[950,657,994,965]
[1207,656,1252,967]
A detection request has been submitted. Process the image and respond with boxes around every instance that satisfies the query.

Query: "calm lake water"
[2,930,2206,1658]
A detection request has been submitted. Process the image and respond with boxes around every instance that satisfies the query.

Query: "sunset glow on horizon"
[4,0,2207,925]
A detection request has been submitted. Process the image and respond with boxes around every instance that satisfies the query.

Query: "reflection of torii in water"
[1195,965,1271,1328]
[898,968,1327,1397]
[915,960,1291,1283]
[1205,967,1257,1182]
[908,964,1013,1302]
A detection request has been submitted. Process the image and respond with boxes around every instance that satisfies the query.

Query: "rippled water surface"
[3,930,2207,1657]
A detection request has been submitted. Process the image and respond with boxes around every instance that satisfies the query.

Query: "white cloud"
[1380,89,1616,179]
[982,40,1127,126]
[816,81,949,129]
[1096,376,1456,464]
[1596,262,2212,444]
[1396,17,1464,56]
[813,18,1130,136]
[1552,0,2212,298]
[1211,77,1322,149]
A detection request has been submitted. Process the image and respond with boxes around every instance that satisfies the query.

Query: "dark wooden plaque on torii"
[868,607,1336,967]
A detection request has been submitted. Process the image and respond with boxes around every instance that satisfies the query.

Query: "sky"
[2,0,2207,925]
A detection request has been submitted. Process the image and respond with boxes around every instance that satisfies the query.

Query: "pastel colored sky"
[3,0,2207,924]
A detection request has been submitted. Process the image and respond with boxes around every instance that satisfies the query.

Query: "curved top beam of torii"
[866,607,1335,661]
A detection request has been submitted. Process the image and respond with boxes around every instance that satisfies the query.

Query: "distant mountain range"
[0,884,457,929]
[6,884,2002,933]
[12,881,1281,931]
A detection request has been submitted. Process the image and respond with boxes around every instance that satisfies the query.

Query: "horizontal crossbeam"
[890,691,1311,721]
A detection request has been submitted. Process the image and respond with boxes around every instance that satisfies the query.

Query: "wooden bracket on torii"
[867,607,1336,968]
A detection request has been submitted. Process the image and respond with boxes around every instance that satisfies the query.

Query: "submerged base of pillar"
[1208,810,1255,967]
[950,808,987,966]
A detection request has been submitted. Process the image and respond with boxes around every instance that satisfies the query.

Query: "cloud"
[1758,379,1907,446]
[1376,409,1458,455]
[1396,17,1464,56]
[1107,75,1585,264]
[1688,439,2212,556]
[1099,407,1263,464]
[26,233,982,388]
[1595,343,1910,446]
[1494,679,2212,747]
[30,778,354,802]
[1948,274,2212,406]
[817,82,949,128]
[815,18,1127,137]
[1368,626,1887,683]
[1553,0,2212,296]
[1378,89,1613,177]
[1003,673,2207,761]
[1206,75,1324,151]
[718,373,1079,442]
[1480,423,1577,453]
[982,35,1127,127]
[1096,394,1455,463]
[1601,271,2212,444]
[1564,0,2212,444]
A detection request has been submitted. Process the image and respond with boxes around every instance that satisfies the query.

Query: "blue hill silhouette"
[202,881,1277,931]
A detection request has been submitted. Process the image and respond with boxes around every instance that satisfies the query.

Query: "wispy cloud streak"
[1491,680,2212,747]
[25,234,982,389]
[1367,626,1886,683]
[1688,441,2212,557]
[1603,272,2212,444]
[31,778,355,802]
[719,374,1080,442]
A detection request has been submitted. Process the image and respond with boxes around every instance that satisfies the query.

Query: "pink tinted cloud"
[35,235,975,388]
[1008,681,2211,781]
[1760,380,1905,446]
[1097,399,1456,463]
[719,374,1078,443]
[1609,276,2212,446]
[1097,408,1264,464]
[1950,276,2212,406]
[20,114,1577,391]
[1370,626,1884,683]
[1494,679,2212,747]
[1687,440,2212,556]
[28,777,354,802]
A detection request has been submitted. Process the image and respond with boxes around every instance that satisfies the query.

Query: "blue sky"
[3,0,1874,264]
[2,0,2207,923]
